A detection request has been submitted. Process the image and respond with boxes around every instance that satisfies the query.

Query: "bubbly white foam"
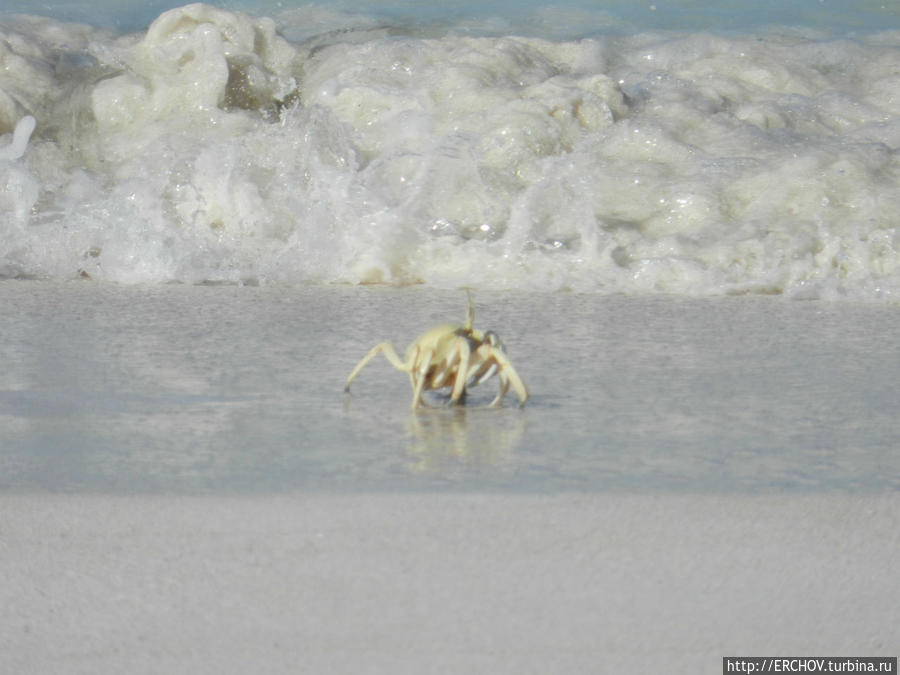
[2,4,900,298]
[0,114,35,161]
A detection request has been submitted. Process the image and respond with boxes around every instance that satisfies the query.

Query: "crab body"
[344,294,529,409]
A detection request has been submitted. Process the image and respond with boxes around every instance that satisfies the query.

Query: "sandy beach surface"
[3,493,898,674]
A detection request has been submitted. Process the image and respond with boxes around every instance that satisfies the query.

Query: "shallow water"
[2,282,898,493]
[6,0,900,35]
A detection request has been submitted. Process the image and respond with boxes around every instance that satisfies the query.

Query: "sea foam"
[1,3,900,297]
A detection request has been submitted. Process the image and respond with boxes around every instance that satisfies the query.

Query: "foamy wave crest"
[2,3,900,298]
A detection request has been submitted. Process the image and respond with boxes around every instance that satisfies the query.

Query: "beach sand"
[3,493,898,674]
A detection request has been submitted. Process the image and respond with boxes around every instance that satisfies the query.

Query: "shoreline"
[4,492,898,674]
[4,283,900,494]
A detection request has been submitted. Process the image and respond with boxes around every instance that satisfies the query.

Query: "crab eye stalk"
[464,288,474,331]
[484,330,505,350]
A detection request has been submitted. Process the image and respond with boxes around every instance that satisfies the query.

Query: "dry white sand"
[3,493,897,674]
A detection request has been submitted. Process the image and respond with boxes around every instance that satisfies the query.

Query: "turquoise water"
[5,0,900,34]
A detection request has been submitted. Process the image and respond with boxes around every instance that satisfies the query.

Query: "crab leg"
[431,349,460,388]
[487,347,529,407]
[410,347,434,409]
[345,342,412,392]
[449,339,471,404]
[489,371,511,407]
[467,344,509,406]
[467,361,497,387]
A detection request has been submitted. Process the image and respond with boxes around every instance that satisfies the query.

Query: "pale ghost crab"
[344,293,529,409]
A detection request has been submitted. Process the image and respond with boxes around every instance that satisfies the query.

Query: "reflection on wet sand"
[405,406,527,476]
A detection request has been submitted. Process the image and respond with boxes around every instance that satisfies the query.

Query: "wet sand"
[3,283,900,493]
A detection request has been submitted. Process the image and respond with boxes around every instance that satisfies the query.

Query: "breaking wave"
[2,3,900,298]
